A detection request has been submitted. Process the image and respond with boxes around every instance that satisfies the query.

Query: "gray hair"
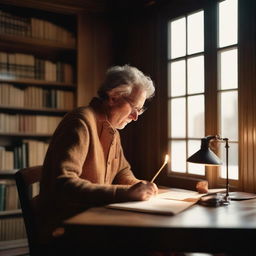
[97,65,155,100]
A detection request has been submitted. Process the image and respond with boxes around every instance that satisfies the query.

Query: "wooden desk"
[63,199,256,254]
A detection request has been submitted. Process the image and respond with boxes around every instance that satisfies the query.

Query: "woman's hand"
[126,181,158,201]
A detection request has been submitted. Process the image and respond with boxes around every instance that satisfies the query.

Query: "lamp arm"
[216,136,230,202]
[201,135,219,149]
[206,135,218,140]
[223,138,230,199]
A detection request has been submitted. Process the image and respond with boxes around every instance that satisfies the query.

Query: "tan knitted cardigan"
[37,98,140,243]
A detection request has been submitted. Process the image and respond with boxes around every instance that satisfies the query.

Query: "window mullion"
[204,1,219,187]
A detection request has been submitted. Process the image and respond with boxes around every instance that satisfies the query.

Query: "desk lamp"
[187,135,256,206]
[187,135,230,206]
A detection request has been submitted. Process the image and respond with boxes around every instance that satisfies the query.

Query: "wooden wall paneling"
[0,0,82,14]
[153,11,169,185]
[204,1,218,188]
[77,13,113,107]
[239,0,247,191]
[249,0,256,193]
[239,0,256,193]
[0,0,109,14]
[113,11,161,181]
[253,1,256,193]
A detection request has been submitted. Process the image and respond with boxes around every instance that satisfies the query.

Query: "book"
[107,187,225,215]
[0,181,6,211]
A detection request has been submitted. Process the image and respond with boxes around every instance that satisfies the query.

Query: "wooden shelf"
[0,238,28,249]
[0,77,76,88]
[0,105,69,115]
[0,169,18,176]
[0,209,22,217]
[0,132,52,138]
[0,33,76,51]
[0,238,29,255]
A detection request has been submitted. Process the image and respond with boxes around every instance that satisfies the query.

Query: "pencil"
[150,155,169,183]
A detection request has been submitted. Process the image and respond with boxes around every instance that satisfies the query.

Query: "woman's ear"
[107,91,119,106]
[108,95,118,106]
[107,87,124,106]
[106,85,131,106]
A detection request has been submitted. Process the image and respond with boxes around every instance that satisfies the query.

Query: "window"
[167,0,238,185]
[217,0,238,180]
[167,10,205,176]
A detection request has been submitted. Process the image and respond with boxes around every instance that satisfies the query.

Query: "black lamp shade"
[187,136,222,166]
[187,148,222,165]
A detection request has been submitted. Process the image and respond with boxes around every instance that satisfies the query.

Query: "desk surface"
[63,198,256,253]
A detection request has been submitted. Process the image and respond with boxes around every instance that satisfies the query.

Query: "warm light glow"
[164,154,169,164]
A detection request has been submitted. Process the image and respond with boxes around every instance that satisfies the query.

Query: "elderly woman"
[38,64,158,245]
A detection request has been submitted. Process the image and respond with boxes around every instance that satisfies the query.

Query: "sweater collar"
[89,97,116,134]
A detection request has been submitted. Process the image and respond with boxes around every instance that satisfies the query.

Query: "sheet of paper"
[107,197,195,215]
[156,187,226,202]
[106,187,226,215]
[156,188,202,202]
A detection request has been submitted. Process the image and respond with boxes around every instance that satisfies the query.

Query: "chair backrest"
[15,165,42,255]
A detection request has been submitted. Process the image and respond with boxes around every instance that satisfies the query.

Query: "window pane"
[169,18,186,59]
[188,95,205,138]
[187,10,204,54]
[169,60,186,97]
[187,55,204,94]
[219,91,238,141]
[218,0,238,48]
[219,48,238,89]
[170,140,186,173]
[171,98,186,137]
[168,100,171,138]
[220,142,238,180]
[188,140,205,175]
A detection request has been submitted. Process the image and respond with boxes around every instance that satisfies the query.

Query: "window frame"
[166,0,240,189]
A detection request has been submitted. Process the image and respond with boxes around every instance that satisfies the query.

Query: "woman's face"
[107,87,147,129]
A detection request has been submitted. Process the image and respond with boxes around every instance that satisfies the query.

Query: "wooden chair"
[15,166,74,256]
[15,165,43,256]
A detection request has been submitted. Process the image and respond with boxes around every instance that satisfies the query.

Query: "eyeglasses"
[123,97,146,116]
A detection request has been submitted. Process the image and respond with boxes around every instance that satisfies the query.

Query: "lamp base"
[199,191,256,206]
[228,191,256,201]
[199,193,228,207]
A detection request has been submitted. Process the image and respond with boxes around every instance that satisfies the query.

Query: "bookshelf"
[0,2,77,250]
